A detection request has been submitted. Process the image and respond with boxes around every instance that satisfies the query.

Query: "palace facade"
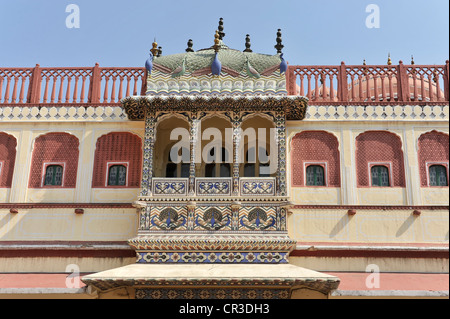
[0,21,448,299]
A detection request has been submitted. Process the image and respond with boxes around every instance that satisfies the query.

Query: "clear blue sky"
[0,0,448,67]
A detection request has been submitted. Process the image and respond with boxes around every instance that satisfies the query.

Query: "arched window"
[355,131,405,188]
[92,132,142,188]
[44,165,64,186]
[29,133,79,188]
[108,165,127,186]
[0,133,17,188]
[418,131,449,187]
[371,165,390,187]
[306,165,325,186]
[291,131,340,187]
[429,165,448,187]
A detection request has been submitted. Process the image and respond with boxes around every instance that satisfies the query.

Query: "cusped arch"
[92,132,143,188]
[291,130,341,187]
[417,130,449,187]
[355,130,406,187]
[29,132,80,188]
[0,132,18,188]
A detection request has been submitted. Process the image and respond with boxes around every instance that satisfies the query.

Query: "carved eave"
[121,96,308,121]
[81,264,341,295]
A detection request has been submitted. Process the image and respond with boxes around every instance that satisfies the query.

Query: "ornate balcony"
[148,177,276,198]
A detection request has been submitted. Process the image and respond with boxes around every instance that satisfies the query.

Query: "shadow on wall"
[329,213,350,239]
[396,215,418,238]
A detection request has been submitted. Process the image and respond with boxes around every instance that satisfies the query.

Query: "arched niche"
[153,115,190,178]
[239,113,276,177]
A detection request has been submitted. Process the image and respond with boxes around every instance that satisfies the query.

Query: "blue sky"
[0,0,448,67]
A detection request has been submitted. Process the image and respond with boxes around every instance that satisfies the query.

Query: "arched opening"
[355,131,405,188]
[30,133,79,189]
[153,116,190,178]
[240,114,276,178]
[199,115,232,178]
[418,131,449,187]
[0,132,17,188]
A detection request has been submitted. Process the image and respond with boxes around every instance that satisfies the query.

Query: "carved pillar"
[189,115,199,195]
[276,108,287,196]
[140,109,156,197]
[232,111,242,196]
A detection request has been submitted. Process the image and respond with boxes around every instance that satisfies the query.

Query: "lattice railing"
[0,64,147,106]
[287,61,449,105]
[1,61,448,106]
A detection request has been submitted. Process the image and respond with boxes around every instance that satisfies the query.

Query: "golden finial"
[151,39,159,56]
[363,59,366,66]
[411,55,415,65]
[387,53,392,65]
[213,30,221,53]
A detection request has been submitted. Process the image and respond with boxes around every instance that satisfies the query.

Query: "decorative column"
[140,107,156,197]
[276,108,287,197]
[232,111,241,196]
[189,115,200,195]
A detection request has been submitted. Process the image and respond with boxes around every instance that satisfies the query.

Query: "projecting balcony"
[150,177,276,198]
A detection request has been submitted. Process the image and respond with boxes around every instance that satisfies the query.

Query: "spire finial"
[218,18,225,40]
[387,53,392,65]
[243,34,252,53]
[275,29,284,54]
[186,39,194,52]
[213,30,220,53]
[411,55,415,65]
[151,39,159,56]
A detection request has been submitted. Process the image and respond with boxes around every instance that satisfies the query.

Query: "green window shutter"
[371,166,390,187]
[306,165,325,186]
[44,165,63,186]
[429,165,448,186]
[108,165,127,186]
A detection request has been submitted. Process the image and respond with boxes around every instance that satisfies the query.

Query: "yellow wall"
[286,121,449,206]
[288,208,448,244]
[0,208,138,241]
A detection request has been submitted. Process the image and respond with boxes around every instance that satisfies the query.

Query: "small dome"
[295,84,339,102]
[348,74,445,102]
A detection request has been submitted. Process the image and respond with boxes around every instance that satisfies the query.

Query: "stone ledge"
[81,263,340,296]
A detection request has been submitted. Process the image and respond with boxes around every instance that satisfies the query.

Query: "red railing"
[0,61,448,106]
[286,60,449,104]
[0,64,147,106]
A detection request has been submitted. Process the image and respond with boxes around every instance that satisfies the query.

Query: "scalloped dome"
[152,41,282,77]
